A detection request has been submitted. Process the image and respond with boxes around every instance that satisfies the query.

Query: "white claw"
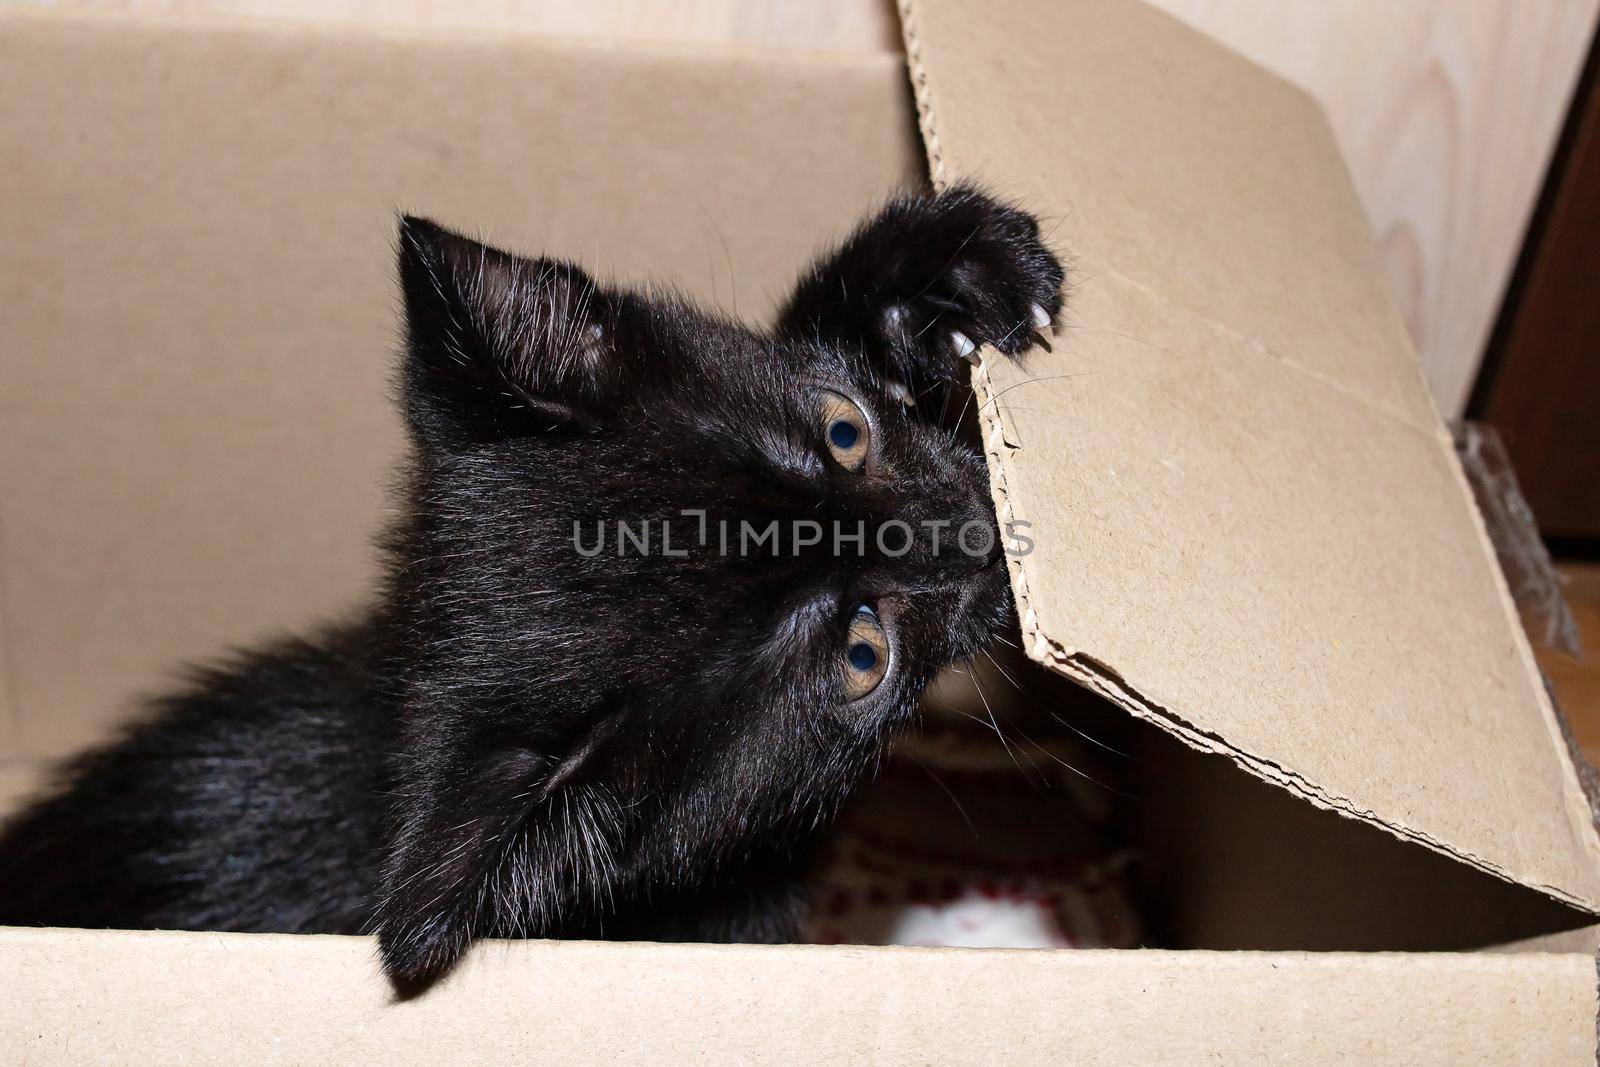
[951,330,978,362]
[888,379,916,407]
[1031,303,1052,330]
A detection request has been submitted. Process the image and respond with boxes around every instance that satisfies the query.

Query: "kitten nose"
[960,521,1005,574]
[932,508,1005,577]
[981,535,1005,569]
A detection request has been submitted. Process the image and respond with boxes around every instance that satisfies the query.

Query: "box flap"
[898,0,1600,909]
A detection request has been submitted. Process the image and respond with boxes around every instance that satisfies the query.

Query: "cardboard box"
[3,0,1598,1060]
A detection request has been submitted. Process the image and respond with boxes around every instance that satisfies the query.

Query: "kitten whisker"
[957,666,1039,787]
[902,749,979,839]
[979,647,1021,691]
[1048,711,1137,761]
[702,209,738,319]
[1011,720,1136,799]
[950,380,976,434]
[909,309,946,344]
[977,373,1087,415]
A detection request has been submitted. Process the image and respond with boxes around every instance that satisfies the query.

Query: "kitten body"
[0,186,1064,984]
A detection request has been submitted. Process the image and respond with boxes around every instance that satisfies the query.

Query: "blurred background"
[11,0,1600,747]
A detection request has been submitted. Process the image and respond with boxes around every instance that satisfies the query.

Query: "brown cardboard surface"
[0,10,920,759]
[2,928,1594,1064]
[900,0,1600,911]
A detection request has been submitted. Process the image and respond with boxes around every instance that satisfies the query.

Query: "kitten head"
[374,217,1013,983]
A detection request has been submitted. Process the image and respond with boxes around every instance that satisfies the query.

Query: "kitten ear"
[374,748,539,987]
[374,720,620,987]
[397,215,612,443]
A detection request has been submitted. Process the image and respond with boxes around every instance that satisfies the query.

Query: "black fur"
[0,185,1064,986]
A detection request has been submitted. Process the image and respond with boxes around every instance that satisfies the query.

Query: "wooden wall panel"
[1146,0,1598,416]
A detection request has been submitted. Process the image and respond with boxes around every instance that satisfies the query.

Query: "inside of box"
[2,9,1591,959]
[1130,700,1591,951]
[828,644,1594,953]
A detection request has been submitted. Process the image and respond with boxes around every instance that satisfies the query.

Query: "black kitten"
[0,185,1063,985]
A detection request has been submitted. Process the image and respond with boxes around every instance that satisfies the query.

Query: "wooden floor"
[1545,562,1600,765]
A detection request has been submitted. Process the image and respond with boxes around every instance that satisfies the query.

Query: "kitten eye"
[817,390,871,471]
[841,605,890,700]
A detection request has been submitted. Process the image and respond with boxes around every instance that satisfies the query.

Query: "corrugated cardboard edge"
[896,0,1600,917]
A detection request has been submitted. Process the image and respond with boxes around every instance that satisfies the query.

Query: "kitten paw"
[776,184,1067,411]
[875,187,1064,388]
